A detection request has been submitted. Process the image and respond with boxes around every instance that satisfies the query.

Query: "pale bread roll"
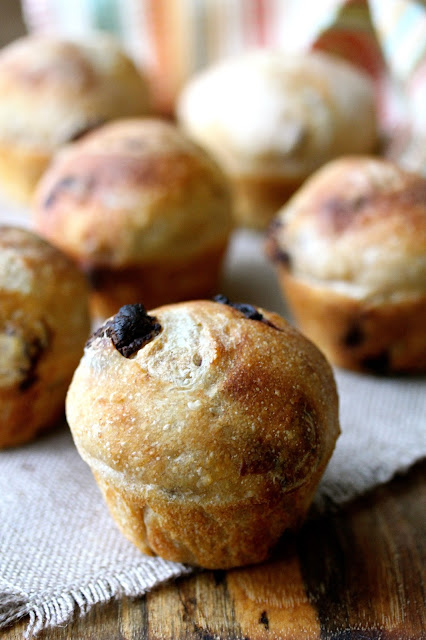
[177,50,377,228]
[0,34,150,203]
[267,156,426,373]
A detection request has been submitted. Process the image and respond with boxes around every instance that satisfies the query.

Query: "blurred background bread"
[0,33,150,204]
[33,118,234,319]
[177,50,377,229]
[0,226,90,448]
[266,156,426,373]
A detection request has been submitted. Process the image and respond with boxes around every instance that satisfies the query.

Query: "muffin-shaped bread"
[0,34,150,203]
[33,118,233,319]
[66,297,340,568]
[266,157,426,374]
[0,226,90,448]
[177,50,377,229]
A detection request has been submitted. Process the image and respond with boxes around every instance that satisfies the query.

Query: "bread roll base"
[87,242,228,319]
[94,461,327,569]
[278,267,426,374]
[1,381,68,448]
[233,174,305,229]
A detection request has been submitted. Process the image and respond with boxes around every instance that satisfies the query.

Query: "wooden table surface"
[3,460,425,639]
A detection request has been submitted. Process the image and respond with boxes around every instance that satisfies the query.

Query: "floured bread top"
[33,119,234,266]
[0,34,150,150]
[177,50,376,178]
[268,157,426,301]
[66,299,339,507]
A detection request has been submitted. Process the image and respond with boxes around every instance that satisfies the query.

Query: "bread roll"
[33,118,234,319]
[177,50,377,228]
[0,34,150,203]
[267,156,426,373]
[66,297,339,568]
[0,226,90,448]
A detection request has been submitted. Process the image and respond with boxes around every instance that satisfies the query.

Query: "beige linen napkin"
[1,227,425,638]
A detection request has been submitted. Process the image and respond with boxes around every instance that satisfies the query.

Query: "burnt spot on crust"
[213,295,282,330]
[239,445,279,476]
[44,152,200,210]
[320,176,426,234]
[86,303,161,358]
[342,323,365,348]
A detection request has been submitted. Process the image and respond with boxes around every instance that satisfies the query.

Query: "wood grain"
[3,461,424,639]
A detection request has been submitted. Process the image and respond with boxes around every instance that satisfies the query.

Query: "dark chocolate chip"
[273,247,292,267]
[259,611,269,630]
[86,303,161,358]
[264,222,292,267]
[213,295,263,321]
[343,323,365,348]
[213,294,282,331]
[19,328,50,391]
[361,351,391,375]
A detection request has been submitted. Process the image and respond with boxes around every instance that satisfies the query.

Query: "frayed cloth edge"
[0,561,192,638]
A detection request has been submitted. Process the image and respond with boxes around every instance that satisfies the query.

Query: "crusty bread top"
[268,156,426,300]
[66,299,339,507]
[0,34,150,150]
[33,119,234,266]
[177,50,376,178]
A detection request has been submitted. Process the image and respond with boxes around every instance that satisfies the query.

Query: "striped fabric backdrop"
[20,0,426,170]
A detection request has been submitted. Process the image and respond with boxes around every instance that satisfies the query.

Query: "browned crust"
[277,267,426,374]
[232,174,305,229]
[0,227,91,448]
[308,161,426,242]
[38,150,223,212]
[86,242,229,319]
[94,463,325,569]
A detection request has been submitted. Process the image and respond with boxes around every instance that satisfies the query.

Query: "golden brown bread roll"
[177,50,377,229]
[33,118,234,319]
[66,297,340,568]
[0,34,150,203]
[266,156,426,373]
[0,226,90,448]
